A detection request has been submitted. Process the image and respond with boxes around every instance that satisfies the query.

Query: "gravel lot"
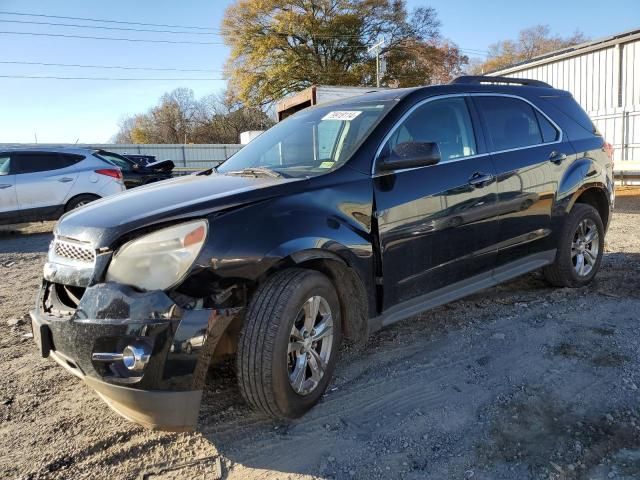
[1,190,640,480]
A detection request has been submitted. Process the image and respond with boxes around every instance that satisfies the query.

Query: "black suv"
[31,76,614,430]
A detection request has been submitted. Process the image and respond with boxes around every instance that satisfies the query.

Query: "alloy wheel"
[572,218,599,277]
[287,296,334,396]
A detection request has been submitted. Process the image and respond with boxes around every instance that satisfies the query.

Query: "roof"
[287,81,567,117]
[0,146,98,155]
[490,27,640,75]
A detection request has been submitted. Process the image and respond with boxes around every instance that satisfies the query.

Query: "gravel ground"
[1,190,640,480]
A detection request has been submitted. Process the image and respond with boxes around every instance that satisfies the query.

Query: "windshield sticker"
[322,111,362,121]
[318,161,335,169]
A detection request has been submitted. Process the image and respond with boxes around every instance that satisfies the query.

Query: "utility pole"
[368,40,385,87]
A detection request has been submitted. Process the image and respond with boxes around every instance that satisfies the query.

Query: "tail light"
[95,168,123,181]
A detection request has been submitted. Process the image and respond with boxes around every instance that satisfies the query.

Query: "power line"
[0,30,224,45]
[0,10,219,31]
[0,74,224,81]
[0,60,218,73]
[0,30,371,47]
[0,31,489,57]
[0,71,469,81]
[0,18,217,35]
[0,10,490,54]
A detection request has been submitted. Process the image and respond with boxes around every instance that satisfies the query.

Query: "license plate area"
[30,312,52,358]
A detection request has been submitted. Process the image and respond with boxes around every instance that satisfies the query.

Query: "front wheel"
[544,203,605,287]
[237,268,341,418]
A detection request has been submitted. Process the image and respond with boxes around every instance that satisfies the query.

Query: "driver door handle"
[58,177,74,183]
[0,184,11,189]
[468,172,494,188]
[549,151,567,164]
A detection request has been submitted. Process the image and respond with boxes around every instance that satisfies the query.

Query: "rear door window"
[475,96,551,151]
[13,153,68,174]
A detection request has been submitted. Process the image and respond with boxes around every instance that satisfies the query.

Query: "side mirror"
[379,141,441,171]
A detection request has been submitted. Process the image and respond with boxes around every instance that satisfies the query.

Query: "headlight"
[106,220,208,291]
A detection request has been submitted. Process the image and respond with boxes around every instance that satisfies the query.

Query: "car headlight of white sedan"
[106,220,208,291]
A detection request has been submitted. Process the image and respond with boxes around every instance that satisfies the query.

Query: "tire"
[185,343,193,355]
[237,268,342,418]
[65,194,100,212]
[543,203,604,287]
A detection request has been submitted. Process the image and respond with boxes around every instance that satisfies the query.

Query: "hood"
[56,173,300,247]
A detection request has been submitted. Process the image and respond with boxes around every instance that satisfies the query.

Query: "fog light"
[122,345,150,372]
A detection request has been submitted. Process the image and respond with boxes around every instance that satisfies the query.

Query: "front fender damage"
[89,307,241,431]
[35,281,242,431]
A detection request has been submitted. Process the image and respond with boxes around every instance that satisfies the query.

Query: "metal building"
[489,29,640,166]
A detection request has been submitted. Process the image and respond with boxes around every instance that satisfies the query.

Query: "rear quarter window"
[61,154,85,167]
[541,96,598,135]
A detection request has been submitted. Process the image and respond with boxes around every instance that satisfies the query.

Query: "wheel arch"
[207,246,371,366]
[568,185,611,230]
[265,247,370,344]
[64,192,101,212]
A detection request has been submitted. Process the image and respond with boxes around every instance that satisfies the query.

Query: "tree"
[473,25,588,74]
[112,88,273,144]
[221,0,468,106]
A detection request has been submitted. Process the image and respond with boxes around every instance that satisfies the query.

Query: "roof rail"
[450,75,553,88]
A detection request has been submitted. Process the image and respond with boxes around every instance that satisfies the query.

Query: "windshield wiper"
[225,167,286,178]
[196,166,217,176]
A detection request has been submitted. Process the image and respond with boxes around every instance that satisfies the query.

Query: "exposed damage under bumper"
[31,281,243,431]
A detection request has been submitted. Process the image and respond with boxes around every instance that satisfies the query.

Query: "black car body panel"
[32,80,614,430]
[123,154,156,166]
[95,150,173,188]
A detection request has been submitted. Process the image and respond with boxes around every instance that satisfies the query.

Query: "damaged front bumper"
[31,281,242,431]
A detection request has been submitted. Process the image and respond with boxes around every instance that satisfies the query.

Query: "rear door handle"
[549,151,567,164]
[0,184,11,189]
[58,177,74,183]
[468,172,495,188]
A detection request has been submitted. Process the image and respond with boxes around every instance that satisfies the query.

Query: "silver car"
[0,148,125,225]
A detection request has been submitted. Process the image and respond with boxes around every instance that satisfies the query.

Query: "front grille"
[53,240,96,264]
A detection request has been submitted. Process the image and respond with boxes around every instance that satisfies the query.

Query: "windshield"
[217,100,394,178]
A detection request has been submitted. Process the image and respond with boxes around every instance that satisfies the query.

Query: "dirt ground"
[1,190,640,480]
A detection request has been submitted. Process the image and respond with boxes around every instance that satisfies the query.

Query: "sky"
[0,0,638,144]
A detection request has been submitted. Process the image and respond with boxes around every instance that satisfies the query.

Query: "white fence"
[0,143,244,169]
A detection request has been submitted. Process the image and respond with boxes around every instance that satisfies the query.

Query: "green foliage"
[222,0,468,106]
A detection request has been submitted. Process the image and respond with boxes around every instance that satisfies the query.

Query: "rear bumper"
[31,282,241,430]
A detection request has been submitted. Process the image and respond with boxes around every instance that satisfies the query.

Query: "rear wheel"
[544,203,604,287]
[237,268,341,418]
[65,194,99,212]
